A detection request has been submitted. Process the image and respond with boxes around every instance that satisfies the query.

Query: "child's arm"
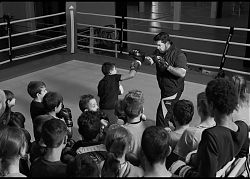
[120,60,141,81]
[119,84,124,95]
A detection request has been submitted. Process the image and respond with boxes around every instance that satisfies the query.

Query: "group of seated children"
[0,58,249,177]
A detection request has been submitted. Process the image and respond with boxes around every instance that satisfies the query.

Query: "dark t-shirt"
[194,120,249,177]
[152,44,187,98]
[98,74,122,109]
[71,140,107,170]
[30,100,46,122]
[30,157,67,177]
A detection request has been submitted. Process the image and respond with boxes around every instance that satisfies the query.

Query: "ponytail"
[101,152,120,177]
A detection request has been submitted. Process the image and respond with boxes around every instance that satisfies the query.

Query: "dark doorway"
[34,1,66,28]
[115,1,127,51]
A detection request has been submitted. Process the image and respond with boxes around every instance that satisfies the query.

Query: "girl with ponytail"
[231,75,250,128]
[0,126,28,177]
[101,125,144,177]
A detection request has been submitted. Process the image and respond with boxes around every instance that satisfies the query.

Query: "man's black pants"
[156,89,183,127]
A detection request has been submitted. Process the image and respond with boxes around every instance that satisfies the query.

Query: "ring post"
[66,2,76,54]
[69,5,75,53]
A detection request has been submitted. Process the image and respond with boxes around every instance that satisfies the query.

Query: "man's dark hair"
[79,94,95,112]
[77,111,101,141]
[153,32,171,44]
[101,62,115,75]
[205,78,238,115]
[27,81,46,98]
[173,99,194,126]
[141,126,171,166]
[41,118,67,148]
[42,91,63,113]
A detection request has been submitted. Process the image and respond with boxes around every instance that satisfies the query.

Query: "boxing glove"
[156,56,170,70]
[57,107,73,127]
[129,49,145,63]
[130,60,141,72]
[144,56,154,65]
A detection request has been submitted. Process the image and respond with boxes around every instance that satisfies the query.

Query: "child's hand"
[100,119,108,127]
[119,84,124,95]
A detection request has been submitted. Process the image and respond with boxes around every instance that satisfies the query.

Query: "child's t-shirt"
[30,100,46,123]
[30,157,67,177]
[98,74,121,110]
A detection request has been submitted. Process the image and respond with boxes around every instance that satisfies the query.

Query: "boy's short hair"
[66,153,100,177]
[101,62,115,75]
[3,90,14,101]
[197,92,210,117]
[173,99,194,126]
[41,118,67,148]
[79,94,95,112]
[27,81,46,98]
[141,126,171,165]
[33,115,54,142]
[206,78,238,115]
[42,91,63,113]
[153,32,171,44]
[123,90,144,118]
[77,111,101,141]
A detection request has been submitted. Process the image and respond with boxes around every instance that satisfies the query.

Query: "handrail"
[0,47,9,53]
[124,29,250,48]
[75,12,250,76]
[76,12,250,32]
[77,12,122,19]
[78,44,117,53]
[77,23,250,48]
[0,35,9,40]
[125,16,250,32]
[0,11,67,65]
[78,34,119,43]
[77,24,250,61]
[0,59,9,65]
[13,45,66,61]
[12,24,66,37]
[12,35,66,50]
[0,22,7,26]
[10,12,66,24]
[77,23,121,31]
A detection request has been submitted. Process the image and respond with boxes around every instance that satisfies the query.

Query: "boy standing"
[98,60,141,125]
[27,81,47,123]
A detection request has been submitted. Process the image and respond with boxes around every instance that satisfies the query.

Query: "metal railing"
[0,12,67,65]
[1,6,250,77]
[74,11,250,77]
